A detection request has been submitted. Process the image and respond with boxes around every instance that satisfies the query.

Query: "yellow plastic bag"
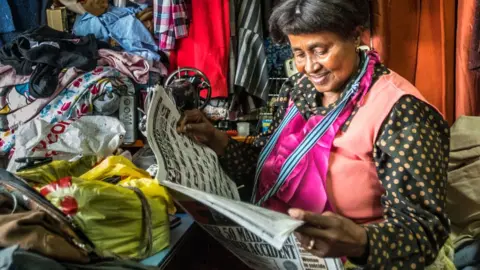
[80,155,152,183]
[36,156,175,259]
[79,155,175,214]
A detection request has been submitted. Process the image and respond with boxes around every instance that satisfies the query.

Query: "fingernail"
[288,208,302,219]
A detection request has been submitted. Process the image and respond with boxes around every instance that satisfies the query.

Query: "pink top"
[256,69,433,225]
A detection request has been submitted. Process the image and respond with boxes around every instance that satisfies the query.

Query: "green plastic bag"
[20,156,175,259]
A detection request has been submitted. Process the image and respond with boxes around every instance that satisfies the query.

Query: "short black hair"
[269,0,370,44]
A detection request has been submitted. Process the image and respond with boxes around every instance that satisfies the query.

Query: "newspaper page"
[167,186,344,270]
[146,86,239,200]
[162,181,303,249]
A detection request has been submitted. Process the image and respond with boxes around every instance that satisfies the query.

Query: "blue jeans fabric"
[455,240,480,269]
[73,6,160,61]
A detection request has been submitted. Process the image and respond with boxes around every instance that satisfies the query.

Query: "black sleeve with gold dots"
[353,95,451,269]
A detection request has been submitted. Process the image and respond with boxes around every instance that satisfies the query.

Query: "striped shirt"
[233,0,270,101]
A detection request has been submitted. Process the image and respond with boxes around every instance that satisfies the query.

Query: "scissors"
[15,157,53,172]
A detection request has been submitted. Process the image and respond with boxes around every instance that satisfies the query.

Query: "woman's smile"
[308,72,330,86]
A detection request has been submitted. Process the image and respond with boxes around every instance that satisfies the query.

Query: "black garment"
[261,0,281,37]
[0,26,105,98]
[219,66,450,268]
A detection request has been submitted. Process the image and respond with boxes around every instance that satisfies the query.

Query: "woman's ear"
[355,36,361,47]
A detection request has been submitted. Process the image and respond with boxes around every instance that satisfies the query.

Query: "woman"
[178,0,453,269]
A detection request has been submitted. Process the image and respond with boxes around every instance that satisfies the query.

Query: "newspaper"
[146,86,344,270]
[146,86,239,200]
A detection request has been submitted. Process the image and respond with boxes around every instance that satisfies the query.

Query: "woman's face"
[288,32,358,93]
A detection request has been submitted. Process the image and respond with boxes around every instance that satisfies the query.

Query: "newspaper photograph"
[146,86,239,200]
[202,225,343,270]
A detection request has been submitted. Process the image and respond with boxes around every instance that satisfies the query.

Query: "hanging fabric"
[170,0,230,98]
[233,0,270,101]
[455,0,480,118]
[153,0,190,51]
[367,0,456,124]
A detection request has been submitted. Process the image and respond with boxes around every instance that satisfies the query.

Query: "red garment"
[170,0,230,98]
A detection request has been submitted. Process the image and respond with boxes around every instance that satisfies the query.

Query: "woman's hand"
[177,109,229,155]
[288,209,368,259]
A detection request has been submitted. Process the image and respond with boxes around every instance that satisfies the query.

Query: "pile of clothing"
[0,25,166,156]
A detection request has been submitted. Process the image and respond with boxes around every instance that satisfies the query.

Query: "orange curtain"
[366,0,456,124]
[456,0,480,118]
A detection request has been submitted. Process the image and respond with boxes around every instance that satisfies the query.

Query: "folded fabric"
[455,240,480,269]
[38,66,134,123]
[448,116,480,249]
[98,49,166,84]
[0,68,80,132]
[74,6,160,62]
[0,65,30,88]
[0,245,157,270]
[0,26,102,99]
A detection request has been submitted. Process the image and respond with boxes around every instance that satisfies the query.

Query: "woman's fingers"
[296,225,331,240]
[176,110,217,146]
[288,208,338,228]
[295,232,330,257]
[177,110,204,133]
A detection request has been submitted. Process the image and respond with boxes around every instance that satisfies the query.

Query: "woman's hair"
[269,0,370,43]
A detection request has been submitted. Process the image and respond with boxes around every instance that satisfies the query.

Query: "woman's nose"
[304,55,320,74]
